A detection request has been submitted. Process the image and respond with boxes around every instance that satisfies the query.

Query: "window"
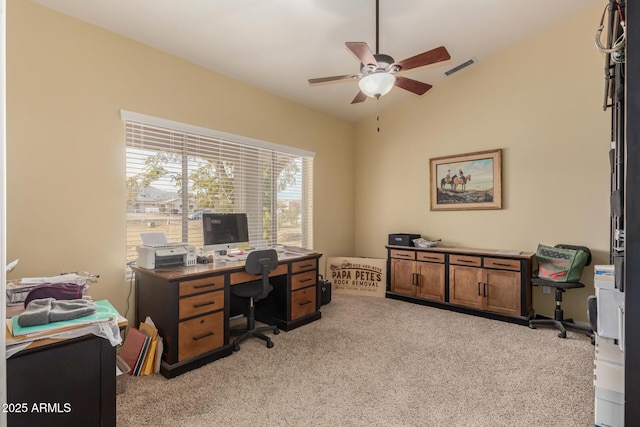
[123,111,314,263]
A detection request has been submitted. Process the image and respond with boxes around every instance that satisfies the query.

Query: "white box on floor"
[594,358,624,393]
[595,386,624,427]
[597,288,624,339]
[595,338,624,366]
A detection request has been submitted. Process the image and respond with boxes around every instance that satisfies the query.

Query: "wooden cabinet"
[387,245,533,324]
[449,265,521,316]
[390,250,445,301]
[483,268,521,315]
[449,264,483,309]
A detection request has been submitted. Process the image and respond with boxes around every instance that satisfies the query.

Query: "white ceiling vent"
[445,58,478,76]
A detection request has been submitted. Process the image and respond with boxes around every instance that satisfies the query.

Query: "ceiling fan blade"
[393,46,451,72]
[395,76,432,95]
[308,74,360,84]
[345,42,378,67]
[351,91,368,104]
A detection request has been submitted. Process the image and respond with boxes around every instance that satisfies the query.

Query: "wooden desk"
[131,251,322,378]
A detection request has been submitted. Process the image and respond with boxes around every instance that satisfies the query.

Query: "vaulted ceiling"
[32,0,603,122]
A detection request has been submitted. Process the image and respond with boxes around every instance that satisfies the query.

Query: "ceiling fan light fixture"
[358,72,396,98]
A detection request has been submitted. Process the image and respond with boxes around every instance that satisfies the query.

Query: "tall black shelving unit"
[625,0,640,425]
[607,2,625,265]
[598,1,640,424]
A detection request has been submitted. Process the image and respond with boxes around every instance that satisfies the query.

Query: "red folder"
[119,327,148,376]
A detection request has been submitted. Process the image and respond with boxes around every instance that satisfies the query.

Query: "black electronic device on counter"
[388,233,421,247]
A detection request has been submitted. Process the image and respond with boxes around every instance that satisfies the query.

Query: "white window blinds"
[123,111,314,263]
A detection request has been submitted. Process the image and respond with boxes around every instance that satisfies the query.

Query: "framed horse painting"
[429,149,502,211]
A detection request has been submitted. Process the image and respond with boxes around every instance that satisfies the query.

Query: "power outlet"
[542,286,551,294]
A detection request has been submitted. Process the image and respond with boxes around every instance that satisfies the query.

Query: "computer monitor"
[202,213,249,252]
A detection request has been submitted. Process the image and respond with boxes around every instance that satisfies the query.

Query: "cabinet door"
[482,269,521,315]
[390,259,416,296]
[449,265,483,308]
[416,261,445,301]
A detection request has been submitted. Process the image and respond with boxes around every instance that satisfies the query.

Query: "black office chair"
[529,244,593,338]
[230,249,280,351]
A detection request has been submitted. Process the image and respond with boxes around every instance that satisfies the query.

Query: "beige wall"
[354,5,610,322]
[6,0,355,319]
[7,1,609,324]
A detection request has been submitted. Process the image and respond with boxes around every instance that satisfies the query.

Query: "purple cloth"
[24,282,87,308]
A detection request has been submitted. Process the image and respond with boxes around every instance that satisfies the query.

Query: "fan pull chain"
[376,98,381,133]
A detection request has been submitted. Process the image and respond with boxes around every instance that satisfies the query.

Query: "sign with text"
[327,257,386,298]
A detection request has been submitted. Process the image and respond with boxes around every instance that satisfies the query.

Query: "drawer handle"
[298,263,313,269]
[397,253,412,258]
[424,256,440,261]
[492,262,513,267]
[193,301,216,308]
[193,331,214,341]
[457,259,475,263]
[299,278,313,283]
[193,283,218,289]
[299,300,313,306]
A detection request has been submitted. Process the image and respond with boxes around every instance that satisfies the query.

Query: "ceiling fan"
[308,0,451,104]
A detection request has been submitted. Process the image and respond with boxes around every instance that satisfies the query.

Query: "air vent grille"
[445,58,477,76]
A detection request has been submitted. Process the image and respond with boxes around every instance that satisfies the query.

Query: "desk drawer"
[291,259,317,274]
[484,258,521,271]
[390,249,415,260]
[291,287,316,320]
[179,275,224,297]
[291,270,316,291]
[417,252,445,263]
[178,311,223,362]
[179,290,224,320]
[449,254,482,267]
[230,264,287,285]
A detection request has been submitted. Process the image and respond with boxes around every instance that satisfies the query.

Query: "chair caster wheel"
[558,331,566,338]
[273,328,280,335]
[267,340,274,349]
[233,343,240,352]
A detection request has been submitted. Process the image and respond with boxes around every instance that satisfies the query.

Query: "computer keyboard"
[221,247,293,262]
[223,252,248,262]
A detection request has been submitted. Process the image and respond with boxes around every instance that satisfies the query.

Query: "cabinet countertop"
[386,245,534,259]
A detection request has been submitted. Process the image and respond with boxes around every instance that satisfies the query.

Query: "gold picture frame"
[429,149,502,211]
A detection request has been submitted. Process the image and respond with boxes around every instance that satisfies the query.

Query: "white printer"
[136,232,197,269]
[136,243,197,269]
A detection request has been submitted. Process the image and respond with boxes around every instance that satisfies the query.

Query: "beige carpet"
[117,293,594,427]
